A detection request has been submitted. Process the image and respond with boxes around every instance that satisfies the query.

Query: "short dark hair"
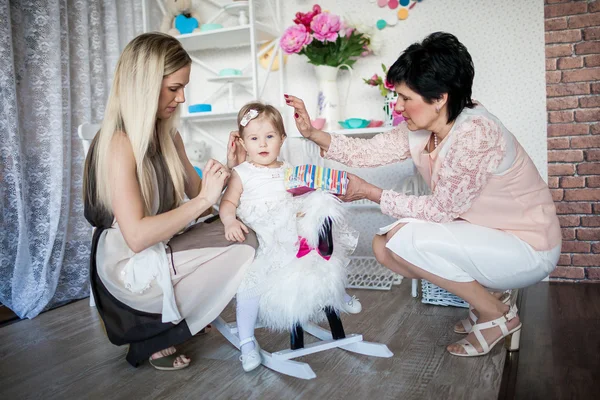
[387,32,475,123]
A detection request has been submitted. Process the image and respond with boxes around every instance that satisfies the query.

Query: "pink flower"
[280,24,313,54]
[384,79,395,91]
[310,13,341,43]
[294,5,322,30]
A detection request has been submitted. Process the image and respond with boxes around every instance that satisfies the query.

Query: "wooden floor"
[501,282,600,400]
[0,283,507,400]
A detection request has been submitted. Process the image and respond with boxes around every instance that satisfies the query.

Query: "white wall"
[176,0,547,176]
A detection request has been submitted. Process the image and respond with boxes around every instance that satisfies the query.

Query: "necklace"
[433,133,438,149]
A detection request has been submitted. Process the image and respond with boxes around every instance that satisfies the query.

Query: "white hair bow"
[240,109,259,127]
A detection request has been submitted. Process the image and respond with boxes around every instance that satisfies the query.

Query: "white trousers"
[383,219,561,290]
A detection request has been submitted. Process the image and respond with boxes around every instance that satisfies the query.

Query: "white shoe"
[343,295,362,314]
[239,336,261,372]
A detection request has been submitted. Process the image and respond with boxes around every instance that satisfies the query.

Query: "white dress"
[233,161,357,332]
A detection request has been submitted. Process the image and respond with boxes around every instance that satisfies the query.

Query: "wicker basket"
[420,280,469,308]
[346,256,400,290]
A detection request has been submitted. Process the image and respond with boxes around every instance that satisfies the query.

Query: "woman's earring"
[435,106,440,114]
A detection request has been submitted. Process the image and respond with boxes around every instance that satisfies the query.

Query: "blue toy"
[175,14,199,34]
[194,166,203,178]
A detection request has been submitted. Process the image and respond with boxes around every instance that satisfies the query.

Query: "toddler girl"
[219,102,360,372]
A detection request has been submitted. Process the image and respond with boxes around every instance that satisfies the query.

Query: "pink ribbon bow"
[296,237,331,260]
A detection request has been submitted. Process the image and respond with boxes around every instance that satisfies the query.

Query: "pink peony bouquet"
[280,5,372,68]
[363,64,395,97]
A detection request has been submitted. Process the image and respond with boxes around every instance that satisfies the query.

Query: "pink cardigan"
[324,105,561,252]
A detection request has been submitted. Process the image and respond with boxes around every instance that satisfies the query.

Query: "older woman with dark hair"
[286,32,560,357]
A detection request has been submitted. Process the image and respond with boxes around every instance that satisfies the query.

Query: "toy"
[285,165,348,196]
[185,140,211,167]
[212,190,393,379]
[160,0,202,36]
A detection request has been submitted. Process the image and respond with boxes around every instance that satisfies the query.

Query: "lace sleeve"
[379,117,506,222]
[322,124,411,168]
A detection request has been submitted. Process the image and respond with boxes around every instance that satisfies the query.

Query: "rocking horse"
[212,191,393,380]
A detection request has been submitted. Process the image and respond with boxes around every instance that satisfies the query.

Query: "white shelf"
[181,110,238,123]
[206,76,252,83]
[176,23,278,52]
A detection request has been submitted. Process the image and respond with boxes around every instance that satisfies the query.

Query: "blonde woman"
[83,32,257,371]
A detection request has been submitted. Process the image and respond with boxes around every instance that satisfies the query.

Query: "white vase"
[314,64,352,131]
[383,91,398,127]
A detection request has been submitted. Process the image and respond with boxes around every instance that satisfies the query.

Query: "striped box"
[284,165,348,195]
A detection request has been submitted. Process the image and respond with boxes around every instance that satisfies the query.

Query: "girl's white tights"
[236,296,260,354]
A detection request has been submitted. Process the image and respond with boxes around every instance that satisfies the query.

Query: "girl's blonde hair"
[237,102,287,138]
[86,32,191,216]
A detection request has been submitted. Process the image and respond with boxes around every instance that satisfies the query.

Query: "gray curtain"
[0,0,143,318]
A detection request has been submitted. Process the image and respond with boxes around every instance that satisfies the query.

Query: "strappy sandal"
[454,290,512,334]
[448,304,522,357]
[148,352,190,371]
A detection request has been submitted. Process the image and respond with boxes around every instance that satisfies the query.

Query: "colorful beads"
[397,8,409,20]
[372,0,422,30]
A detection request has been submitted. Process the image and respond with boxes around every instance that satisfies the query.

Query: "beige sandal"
[148,352,190,371]
[448,304,522,357]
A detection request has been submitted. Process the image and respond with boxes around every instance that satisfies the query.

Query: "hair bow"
[240,109,259,127]
[296,237,331,261]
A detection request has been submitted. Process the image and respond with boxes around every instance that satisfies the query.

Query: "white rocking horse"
[213,191,393,380]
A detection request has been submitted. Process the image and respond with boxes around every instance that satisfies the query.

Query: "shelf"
[176,23,278,52]
[181,110,238,123]
[206,76,252,83]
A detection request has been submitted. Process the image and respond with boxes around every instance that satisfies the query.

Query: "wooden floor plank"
[0,283,506,400]
[511,282,600,400]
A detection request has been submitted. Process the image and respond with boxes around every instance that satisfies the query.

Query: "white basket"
[346,256,402,290]
[420,280,469,308]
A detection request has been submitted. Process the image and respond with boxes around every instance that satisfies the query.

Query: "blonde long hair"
[90,32,191,216]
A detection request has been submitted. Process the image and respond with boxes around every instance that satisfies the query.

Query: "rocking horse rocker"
[212,191,393,380]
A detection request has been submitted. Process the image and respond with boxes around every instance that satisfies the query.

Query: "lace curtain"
[0,0,143,318]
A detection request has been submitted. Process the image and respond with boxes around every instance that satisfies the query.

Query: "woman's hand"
[224,218,249,242]
[197,159,230,205]
[227,130,246,170]
[339,173,383,204]
[285,95,315,139]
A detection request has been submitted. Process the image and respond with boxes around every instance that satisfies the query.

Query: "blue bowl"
[218,68,242,77]
[338,118,370,129]
[189,104,212,113]
[200,23,224,32]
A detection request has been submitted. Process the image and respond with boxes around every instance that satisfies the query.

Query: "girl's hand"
[227,130,246,169]
[224,219,249,242]
[197,159,230,205]
[284,95,314,139]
